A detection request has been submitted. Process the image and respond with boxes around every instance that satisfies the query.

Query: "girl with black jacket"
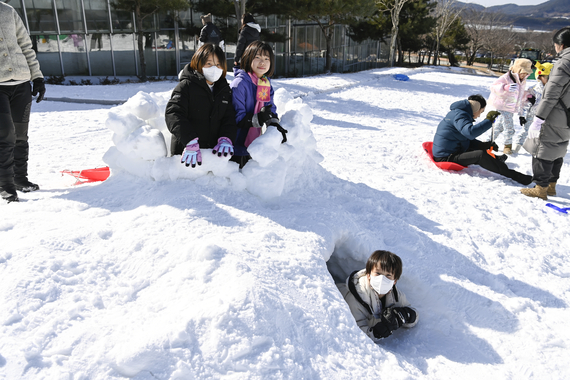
[234,13,261,69]
[165,44,237,168]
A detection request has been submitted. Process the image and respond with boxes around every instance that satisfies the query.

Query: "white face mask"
[202,66,223,83]
[369,274,394,295]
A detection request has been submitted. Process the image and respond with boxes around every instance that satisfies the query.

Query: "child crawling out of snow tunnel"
[337,250,418,342]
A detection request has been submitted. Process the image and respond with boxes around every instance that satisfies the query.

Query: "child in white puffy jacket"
[488,58,534,154]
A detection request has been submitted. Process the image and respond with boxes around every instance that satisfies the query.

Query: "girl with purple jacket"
[230,41,286,168]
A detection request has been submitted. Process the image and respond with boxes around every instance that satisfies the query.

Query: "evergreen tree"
[347,12,390,44]
[376,0,420,67]
[397,0,436,64]
[440,18,469,67]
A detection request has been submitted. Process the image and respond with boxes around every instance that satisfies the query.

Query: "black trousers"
[0,82,32,187]
[435,141,532,185]
[532,156,563,187]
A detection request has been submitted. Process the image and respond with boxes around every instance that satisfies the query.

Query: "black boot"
[14,177,39,192]
[1,183,19,203]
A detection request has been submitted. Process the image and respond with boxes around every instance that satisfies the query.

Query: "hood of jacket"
[246,23,261,33]
[179,66,205,83]
[449,99,474,119]
[346,269,398,316]
[557,46,570,60]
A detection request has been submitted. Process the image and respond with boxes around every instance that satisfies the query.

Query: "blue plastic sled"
[393,74,409,81]
[546,203,570,214]
[422,142,467,171]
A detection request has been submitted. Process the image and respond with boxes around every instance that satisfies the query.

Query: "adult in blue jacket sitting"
[432,94,532,185]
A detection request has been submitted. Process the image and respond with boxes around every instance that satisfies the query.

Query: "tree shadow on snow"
[308,96,443,131]
[375,72,492,99]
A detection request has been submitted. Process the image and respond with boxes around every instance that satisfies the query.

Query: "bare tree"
[462,8,494,66]
[377,0,418,67]
[483,14,518,66]
[534,31,557,57]
[430,0,462,65]
[232,0,246,29]
[519,30,557,58]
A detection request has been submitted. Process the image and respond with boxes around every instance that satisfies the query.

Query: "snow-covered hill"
[2,66,569,379]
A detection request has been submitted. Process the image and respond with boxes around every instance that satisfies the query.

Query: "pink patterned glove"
[528,118,545,139]
[212,137,234,157]
[181,138,202,168]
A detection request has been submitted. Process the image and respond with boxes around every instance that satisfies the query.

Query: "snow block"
[103,86,323,201]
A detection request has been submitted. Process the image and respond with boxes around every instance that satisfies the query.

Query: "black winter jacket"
[199,22,222,45]
[165,67,237,155]
[235,24,261,64]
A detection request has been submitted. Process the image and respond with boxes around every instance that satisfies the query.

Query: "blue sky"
[461,0,548,6]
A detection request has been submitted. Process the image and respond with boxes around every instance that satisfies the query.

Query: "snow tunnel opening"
[326,237,367,286]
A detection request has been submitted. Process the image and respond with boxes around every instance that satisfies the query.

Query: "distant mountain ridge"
[455,0,570,31]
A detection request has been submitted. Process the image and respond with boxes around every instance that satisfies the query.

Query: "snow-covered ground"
[2,66,570,379]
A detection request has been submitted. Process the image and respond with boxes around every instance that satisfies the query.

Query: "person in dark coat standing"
[432,94,533,185]
[234,13,261,69]
[165,44,237,168]
[521,27,570,200]
[199,14,223,49]
[0,1,46,203]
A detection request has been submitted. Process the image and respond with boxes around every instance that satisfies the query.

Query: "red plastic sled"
[61,166,110,185]
[422,142,467,171]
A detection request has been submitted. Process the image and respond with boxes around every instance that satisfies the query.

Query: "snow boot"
[521,185,548,200]
[512,144,522,154]
[14,178,40,193]
[503,144,513,155]
[547,182,557,197]
[1,184,19,203]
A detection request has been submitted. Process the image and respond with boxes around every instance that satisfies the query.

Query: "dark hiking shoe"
[1,184,19,203]
[14,178,40,193]
[496,154,508,162]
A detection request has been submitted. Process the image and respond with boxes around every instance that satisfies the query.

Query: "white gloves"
[528,118,545,139]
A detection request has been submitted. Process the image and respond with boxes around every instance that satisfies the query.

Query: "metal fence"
[9,0,389,78]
